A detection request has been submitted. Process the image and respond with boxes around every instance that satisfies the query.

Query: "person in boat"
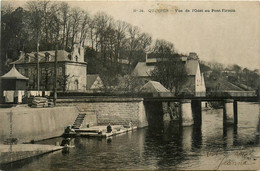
[64,125,75,134]
[107,123,112,133]
[61,138,71,146]
[129,120,133,128]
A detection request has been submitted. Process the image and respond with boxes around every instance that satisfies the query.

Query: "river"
[4,102,260,170]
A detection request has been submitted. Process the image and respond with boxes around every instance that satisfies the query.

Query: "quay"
[64,125,138,138]
[0,144,64,166]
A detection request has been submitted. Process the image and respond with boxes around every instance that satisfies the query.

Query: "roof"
[132,62,155,77]
[1,65,29,80]
[11,50,73,65]
[133,59,199,78]
[185,60,199,76]
[140,81,170,93]
[86,74,102,89]
[205,78,244,91]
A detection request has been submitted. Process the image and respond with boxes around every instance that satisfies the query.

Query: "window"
[25,54,29,62]
[45,52,50,61]
[28,68,31,76]
[25,69,28,76]
[58,67,62,76]
[74,79,79,90]
[68,54,72,60]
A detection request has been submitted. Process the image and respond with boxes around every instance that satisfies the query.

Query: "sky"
[3,0,260,70]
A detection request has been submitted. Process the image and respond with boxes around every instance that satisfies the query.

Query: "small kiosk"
[1,65,28,103]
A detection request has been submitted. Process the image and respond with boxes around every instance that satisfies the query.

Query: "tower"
[72,43,84,62]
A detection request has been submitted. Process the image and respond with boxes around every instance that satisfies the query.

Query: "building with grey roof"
[86,74,104,90]
[132,52,206,97]
[11,43,87,91]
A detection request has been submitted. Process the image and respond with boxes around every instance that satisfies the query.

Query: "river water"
[5,102,260,170]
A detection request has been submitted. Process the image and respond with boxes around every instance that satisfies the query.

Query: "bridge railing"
[224,91,256,97]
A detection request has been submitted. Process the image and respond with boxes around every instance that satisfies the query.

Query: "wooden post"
[37,39,40,93]
[53,48,57,106]
[53,21,59,106]
[233,100,238,125]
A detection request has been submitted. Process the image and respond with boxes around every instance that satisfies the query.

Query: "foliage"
[2,2,258,92]
[202,61,260,91]
[1,2,152,85]
[57,74,73,92]
[151,53,188,96]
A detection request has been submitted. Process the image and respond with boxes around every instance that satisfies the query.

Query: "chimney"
[189,52,198,59]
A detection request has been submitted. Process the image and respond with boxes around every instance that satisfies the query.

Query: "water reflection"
[1,102,259,170]
[223,125,236,148]
[192,125,202,150]
[145,121,184,170]
[107,137,112,144]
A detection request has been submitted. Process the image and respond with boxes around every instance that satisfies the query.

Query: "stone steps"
[72,113,86,128]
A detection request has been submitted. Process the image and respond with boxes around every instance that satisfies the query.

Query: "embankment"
[0,97,148,143]
[0,106,80,143]
[0,144,63,166]
[56,97,148,128]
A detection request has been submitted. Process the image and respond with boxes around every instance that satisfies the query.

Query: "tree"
[126,25,141,66]
[1,5,29,74]
[153,39,174,54]
[59,2,70,50]
[26,1,43,47]
[117,74,144,94]
[232,64,241,81]
[151,54,188,96]
[57,74,72,92]
[114,20,128,62]
[70,8,82,47]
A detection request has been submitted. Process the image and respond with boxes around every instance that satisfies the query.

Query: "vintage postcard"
[0,0,259,170]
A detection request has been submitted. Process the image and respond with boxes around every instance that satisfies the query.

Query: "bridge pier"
[223,99,238,125]
[179,100,194,126]
[191,100,202,125]
[234,100,238,125]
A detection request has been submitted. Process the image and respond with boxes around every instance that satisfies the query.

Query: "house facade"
[11,44,87,91]
[86,74,104,90]
[132,52,206,97]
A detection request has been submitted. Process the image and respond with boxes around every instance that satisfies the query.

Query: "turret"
[71,43,84,62]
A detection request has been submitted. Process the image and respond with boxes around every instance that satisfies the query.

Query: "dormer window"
[44,52,50,62]
[25,53,29,62]
[34,53,37,59]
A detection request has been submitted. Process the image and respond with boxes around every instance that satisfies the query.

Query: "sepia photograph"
[0,0,259,170]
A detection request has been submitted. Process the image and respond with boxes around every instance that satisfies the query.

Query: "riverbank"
[0,144,64,167]
[0,105,82,143]
[0,97,148,143]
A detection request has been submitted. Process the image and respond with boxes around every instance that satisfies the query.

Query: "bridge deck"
[143,96,259,102]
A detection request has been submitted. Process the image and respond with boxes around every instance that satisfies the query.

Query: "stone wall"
[0,97,148,143]
[0,106,80,143]
[57,97,148,128]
